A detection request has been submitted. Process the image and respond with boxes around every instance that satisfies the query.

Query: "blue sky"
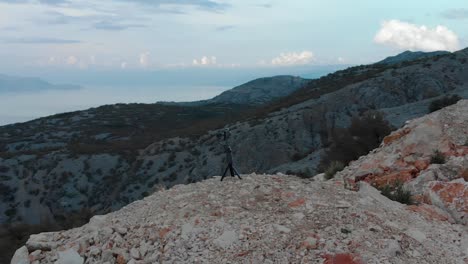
[0,0,467,77]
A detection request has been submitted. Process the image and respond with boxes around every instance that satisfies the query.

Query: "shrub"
[324,161,345,180]
[0,166,9,173]
[428,95,461,112]
[430,150,446,164]
[295,168,314,179]
[378,181,413,205]
[168,152,176,162]
[320,111,393,171]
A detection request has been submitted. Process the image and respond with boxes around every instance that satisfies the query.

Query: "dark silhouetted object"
[219,130,242,181]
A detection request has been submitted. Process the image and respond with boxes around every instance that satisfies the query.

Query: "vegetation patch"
[320,111,393,171]
[430,150,446,164]
[378,181,413,205]
[324,161,345,180]
[428,95,461,113]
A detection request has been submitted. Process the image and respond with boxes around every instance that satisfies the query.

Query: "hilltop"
[11,174,467,264]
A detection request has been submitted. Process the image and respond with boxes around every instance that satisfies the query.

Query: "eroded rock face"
[340,100,468,224]
[11,174,467,263]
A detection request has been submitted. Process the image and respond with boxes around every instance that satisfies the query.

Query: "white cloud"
[139,52,151,67]
[66,55,78,65]
[192,56,217,66]
[270,51,314,66]
[121,61,127,69]
[374,20,460,52]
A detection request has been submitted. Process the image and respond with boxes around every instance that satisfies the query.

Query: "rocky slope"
[1,48,468,227]
[339,100,467,224]
[11,173,468,264]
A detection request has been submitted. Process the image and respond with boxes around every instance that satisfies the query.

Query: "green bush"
[324,161,345,180]
[378,181,413,205]
[430,150,446,164]
[428,95,461,113]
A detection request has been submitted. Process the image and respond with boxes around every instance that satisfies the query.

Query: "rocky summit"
[11,173,467,264]
[339,100,468,225]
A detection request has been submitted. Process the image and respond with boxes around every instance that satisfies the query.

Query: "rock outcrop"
[11,174,468,263]
[339,100,467,224]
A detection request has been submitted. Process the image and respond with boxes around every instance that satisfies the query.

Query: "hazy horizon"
[0,64,347,126]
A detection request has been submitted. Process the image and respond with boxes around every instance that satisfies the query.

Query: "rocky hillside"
[1,48,468,229]
[11,172,467,263]
[339,100,467,224]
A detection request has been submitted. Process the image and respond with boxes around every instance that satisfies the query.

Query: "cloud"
[215,25,236,32]
[92,21,146,31]
[441,8,468,20]
[192,56,217,66]
[3,37,81,44]
[270,51,315,66]
[118,0,229,12]
[139,52,151,67]
[0,0,67,4]
[66,55,78,65]
[374,20,460,52]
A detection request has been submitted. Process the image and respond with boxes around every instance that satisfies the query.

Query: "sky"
[0,0,467,77]
[0,0,467,125]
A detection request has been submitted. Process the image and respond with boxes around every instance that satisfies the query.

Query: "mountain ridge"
[377,50,451,65]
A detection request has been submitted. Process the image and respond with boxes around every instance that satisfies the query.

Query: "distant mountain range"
[377,50,451,65]
[0,74,80,93]
[162,75,309,106]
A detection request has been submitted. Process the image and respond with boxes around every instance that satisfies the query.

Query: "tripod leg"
[233,167,242,179]
[229,165,235,177]
[221,165,229,181]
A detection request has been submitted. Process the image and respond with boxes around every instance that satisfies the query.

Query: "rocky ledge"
[12,173,467,264]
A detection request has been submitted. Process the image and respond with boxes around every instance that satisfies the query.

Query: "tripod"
[220,131,242,181]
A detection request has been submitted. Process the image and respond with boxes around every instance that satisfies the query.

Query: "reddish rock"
[324,253,363,264]
[414,159,429,171]
[407,204,451,222]
[288,198,306,207]
[461,169,468,181]
[236,250,251,257]
[159,227,172,238]
[383,128,410,145]
[116,254,126,264]
[371,170,414,188]
[426,181,468,224]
